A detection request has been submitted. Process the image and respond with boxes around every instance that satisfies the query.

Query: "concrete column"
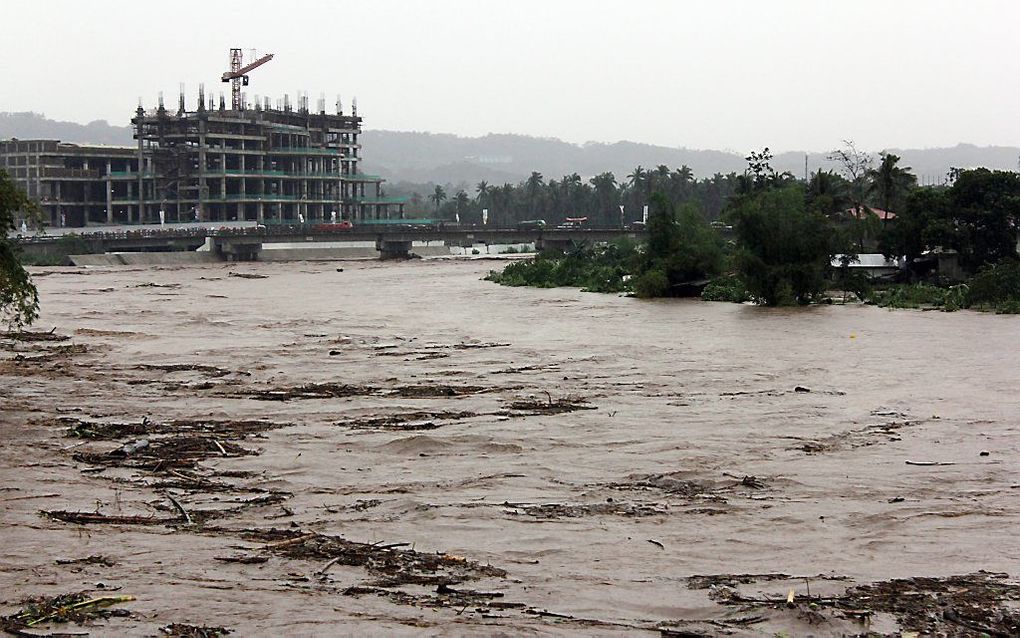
[106,160,113,223]
[55,181,63,226]
[137,127,145,224]
[198,118,207,221]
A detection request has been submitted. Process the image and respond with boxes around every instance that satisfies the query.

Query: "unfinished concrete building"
[1,89,405,227]
[0,139,138,227]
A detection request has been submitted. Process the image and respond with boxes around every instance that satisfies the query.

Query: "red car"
[311,221,354,232]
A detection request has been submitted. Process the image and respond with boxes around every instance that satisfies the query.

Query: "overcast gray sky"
[5,0,1018,152]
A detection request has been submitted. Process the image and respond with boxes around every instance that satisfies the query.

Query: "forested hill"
[3,111,1017,185]
[0,112,135,146]
[358,131,1020,187]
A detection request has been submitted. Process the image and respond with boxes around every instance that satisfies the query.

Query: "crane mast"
[221,48,274,110]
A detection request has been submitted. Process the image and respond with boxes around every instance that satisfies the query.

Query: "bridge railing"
[13,221,641,244]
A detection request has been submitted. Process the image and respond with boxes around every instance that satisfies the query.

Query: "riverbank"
[2,260,1018,635]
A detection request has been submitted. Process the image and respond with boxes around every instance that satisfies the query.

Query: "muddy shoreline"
[2,259,1018,636]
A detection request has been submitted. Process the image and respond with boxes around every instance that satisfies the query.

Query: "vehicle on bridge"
[311,221,354,232]
[517,219,547,230]
[556,216,589,229]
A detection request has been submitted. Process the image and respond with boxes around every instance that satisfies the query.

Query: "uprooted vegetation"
[244,527,505,588]
[599,470,777,515]
[0,332,91,377]
[1,591,135,635]
[703,571,1020,636]
[789,410,926,454]
[46,415,294,526]
[161,623,232,637]
[43,491,288,529]
[73,436,256,472]
[1,329,69,343]
[335,410,483,431]
[199,526,538,613]
[505,394,596,415]
[135,363,246,377]
[502,500,669,519]
[62,415,286,475]
[241,382,494,401]
[333,395,597,431]
[61,416,289,441]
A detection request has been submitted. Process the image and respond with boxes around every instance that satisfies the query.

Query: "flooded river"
[2,258,1018,636]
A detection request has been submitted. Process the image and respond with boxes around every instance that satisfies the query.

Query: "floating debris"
[1,591,134,633]
[161,623,232,637]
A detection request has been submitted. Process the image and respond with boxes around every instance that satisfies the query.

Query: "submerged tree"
[632,192,723,297]
[733,187,833,305]
[0,170,39,327]
[726,164,834,306]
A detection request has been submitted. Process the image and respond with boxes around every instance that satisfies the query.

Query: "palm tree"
[525,171,544,216]
[867,152,916,214]
[430,185,447,210]
[498,183,515,224]
[590,172,619,226]
[671,165,695,201]
[560,173,582,214]
[454,190,470,217]
[475,180,490,203]
[806,170,850,215]
[627,165,647,192]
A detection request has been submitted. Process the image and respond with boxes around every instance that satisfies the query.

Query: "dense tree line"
[487,142,1020,309]
[726,146,1020,305]
[390,165,743,226]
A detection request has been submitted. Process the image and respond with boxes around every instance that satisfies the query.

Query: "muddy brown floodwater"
[2,258,1019,637]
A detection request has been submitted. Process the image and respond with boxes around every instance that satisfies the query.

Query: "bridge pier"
[535,237,574,253]
[214,238,263,262]
[376,238,413,260]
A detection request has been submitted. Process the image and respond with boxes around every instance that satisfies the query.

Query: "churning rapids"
[2,258,1018,636]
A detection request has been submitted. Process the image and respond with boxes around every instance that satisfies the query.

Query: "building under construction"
[1,57,405,227]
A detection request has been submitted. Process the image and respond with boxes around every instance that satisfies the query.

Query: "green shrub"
[995,298,1020,314]
[868,283,955,310]
[632,268,670,298]
[727,186,832,306]
[701,274,750,302]
[485,240,638,293]
[966,260,1020,311]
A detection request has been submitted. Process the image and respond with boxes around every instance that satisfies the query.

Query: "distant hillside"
[360,131,1020,186]
[774,146,1020,185]
[0,112,134,146]
[358,131,748,184]
[4,111,1017,185]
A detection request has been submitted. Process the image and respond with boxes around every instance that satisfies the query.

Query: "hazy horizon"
[5,0,1019,153]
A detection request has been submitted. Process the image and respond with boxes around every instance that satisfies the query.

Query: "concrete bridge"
[15,223,643,262]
